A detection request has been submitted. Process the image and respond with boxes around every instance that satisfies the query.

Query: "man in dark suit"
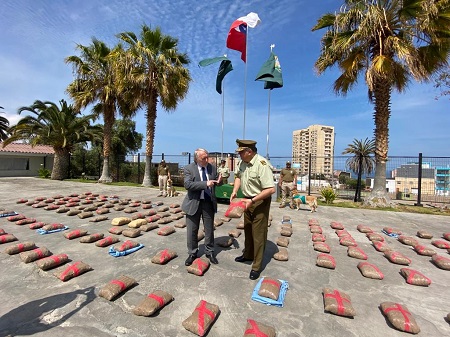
[182,148,221,266]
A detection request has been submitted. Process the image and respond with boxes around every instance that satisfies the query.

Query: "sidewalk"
[0,177,449,337]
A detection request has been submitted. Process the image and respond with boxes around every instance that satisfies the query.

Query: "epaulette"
[260,160,267,165]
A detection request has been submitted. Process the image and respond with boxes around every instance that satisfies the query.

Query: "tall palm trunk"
[355,154,363,202]
[142,94,158,187]
[364,79,393,207]
[51,148,70,180]
[98,110,114,183]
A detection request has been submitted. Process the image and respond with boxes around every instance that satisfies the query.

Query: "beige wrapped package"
[128,219,147,228]
[273,248,288,261]
[111,217,131,226]
[243,319,276,337]
[182,300,219,336]
[276,236,289,247]
[380,302,420,334]
[133,290,173,316]
[98,275,137,301]
[19,247,51,263]
[323,288,356,317]
[258,278,281,300]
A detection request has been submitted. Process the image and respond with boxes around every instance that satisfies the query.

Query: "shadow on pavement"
[0,286,95,336]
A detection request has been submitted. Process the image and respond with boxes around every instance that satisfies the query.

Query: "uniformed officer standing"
[157,160,171,197]
[217,159,230,184]
[230,139,275,280]
[279,161,297,208]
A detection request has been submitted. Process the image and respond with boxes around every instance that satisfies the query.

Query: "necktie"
[201,167,211,201]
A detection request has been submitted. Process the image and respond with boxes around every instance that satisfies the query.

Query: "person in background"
[278,161,297,208]
[230,139,275,280]
[182,148,220,266]
[157,159,171,197]
[217,159,230,184]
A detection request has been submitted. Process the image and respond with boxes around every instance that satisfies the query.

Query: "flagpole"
[221,82,225,159]
[243,25,249,139]
[266,89,271,159]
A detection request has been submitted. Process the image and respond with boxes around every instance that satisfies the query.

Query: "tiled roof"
[0,142,54,154]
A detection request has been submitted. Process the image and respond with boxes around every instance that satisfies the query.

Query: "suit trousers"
[186,199,215,255]
[242,196,271,272]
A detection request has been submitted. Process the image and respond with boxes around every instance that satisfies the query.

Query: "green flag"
[255,52,283,90]
[216,60,233,94]
[199,56,233,94]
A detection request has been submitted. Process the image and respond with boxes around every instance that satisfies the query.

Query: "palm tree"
[65,38,137,183]
[116,24,191,186]
[343,138,376,202]
[0,106,10,141]
[312,0,450,207]
[2,100,101,180]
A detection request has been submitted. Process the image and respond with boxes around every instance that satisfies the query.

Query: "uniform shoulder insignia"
[260,160,267,165]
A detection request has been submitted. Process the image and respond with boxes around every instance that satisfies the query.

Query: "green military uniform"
[279,162,297,207]
[217,161,230,184]
[235,140,274,272]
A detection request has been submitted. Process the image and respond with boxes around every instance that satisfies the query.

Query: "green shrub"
[38,167,51,179]
[320,186,336,204]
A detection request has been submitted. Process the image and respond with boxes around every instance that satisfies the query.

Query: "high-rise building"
[292,125,335,177]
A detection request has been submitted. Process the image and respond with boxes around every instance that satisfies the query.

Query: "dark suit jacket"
[181,162,219,215]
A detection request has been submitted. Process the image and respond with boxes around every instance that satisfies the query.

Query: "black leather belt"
[244,196,256,199]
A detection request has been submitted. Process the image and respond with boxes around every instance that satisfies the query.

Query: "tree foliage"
[0,106,10,141]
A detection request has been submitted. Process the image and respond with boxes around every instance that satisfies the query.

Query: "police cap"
[235,139,257,152]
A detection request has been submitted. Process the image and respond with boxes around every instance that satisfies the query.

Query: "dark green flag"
[216,60,233,94]
[199,56,233,94]
[255,52,283,90]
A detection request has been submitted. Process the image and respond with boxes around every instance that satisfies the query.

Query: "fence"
[68,152,450,206]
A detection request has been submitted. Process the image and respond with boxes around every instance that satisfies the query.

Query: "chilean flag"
[226,12,261,62]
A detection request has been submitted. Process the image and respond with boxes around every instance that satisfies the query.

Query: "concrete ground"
[0,177,449,337]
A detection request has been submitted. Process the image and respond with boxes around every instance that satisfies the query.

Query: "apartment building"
[292,124,335,177]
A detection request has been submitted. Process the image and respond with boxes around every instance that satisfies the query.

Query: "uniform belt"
[244,196,256,199]
[283,181,293,183]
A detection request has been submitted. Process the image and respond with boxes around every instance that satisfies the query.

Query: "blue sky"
[1,0,448,158]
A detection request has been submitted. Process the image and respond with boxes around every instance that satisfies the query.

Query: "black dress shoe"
[185,254,197,266]
[206,254,218,264]
[235,255,253,263]
[249,270,260,280]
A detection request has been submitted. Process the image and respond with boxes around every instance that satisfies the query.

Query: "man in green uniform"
[230,139,275,280]
[278,161,297,208]
[157,159,171,197]
[217,159,230,184]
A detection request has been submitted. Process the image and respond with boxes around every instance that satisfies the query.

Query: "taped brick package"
[4,241,36,254]
[113,240,140,252]
[55,261,92,281]
[36,253,69,270]
[95,236,120,247]
[89,215,108,222]
[432,239,450,249]
[398,235,418,246]
[316,253,336,269]
[273,248,289,261]
[98,275,137,301]
[347,246,368,260]
[216,237,233,247]
[258,278,282,300]
[384,251,412,265]
[19,247,51,263]
[63,229,88,240]
[330,221,344,230]
[416,230,433,239]
[400,268,432,286]
[323,288,356,317]
[228,229,241,238]
[413,244,436,256]
[182,300,219,336]
[357,262,384,279]
[0,234,18,244]
[431,254,450,270]
[151,249,178,264]
[133,290,173,316]
[276,236,289,247]
[157,226,175,236]
[224,199,246,218]
[108,226,124,235]
[80,233,104,243]
[313,242,330,253]
[187,257,210,276]
[380,302,420,334]
[356,224,373,233]
[243,319,276,337]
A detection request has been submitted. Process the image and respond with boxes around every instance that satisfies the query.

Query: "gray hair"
[194,148,209,162]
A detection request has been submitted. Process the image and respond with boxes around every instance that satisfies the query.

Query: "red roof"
[0,142,54,155]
